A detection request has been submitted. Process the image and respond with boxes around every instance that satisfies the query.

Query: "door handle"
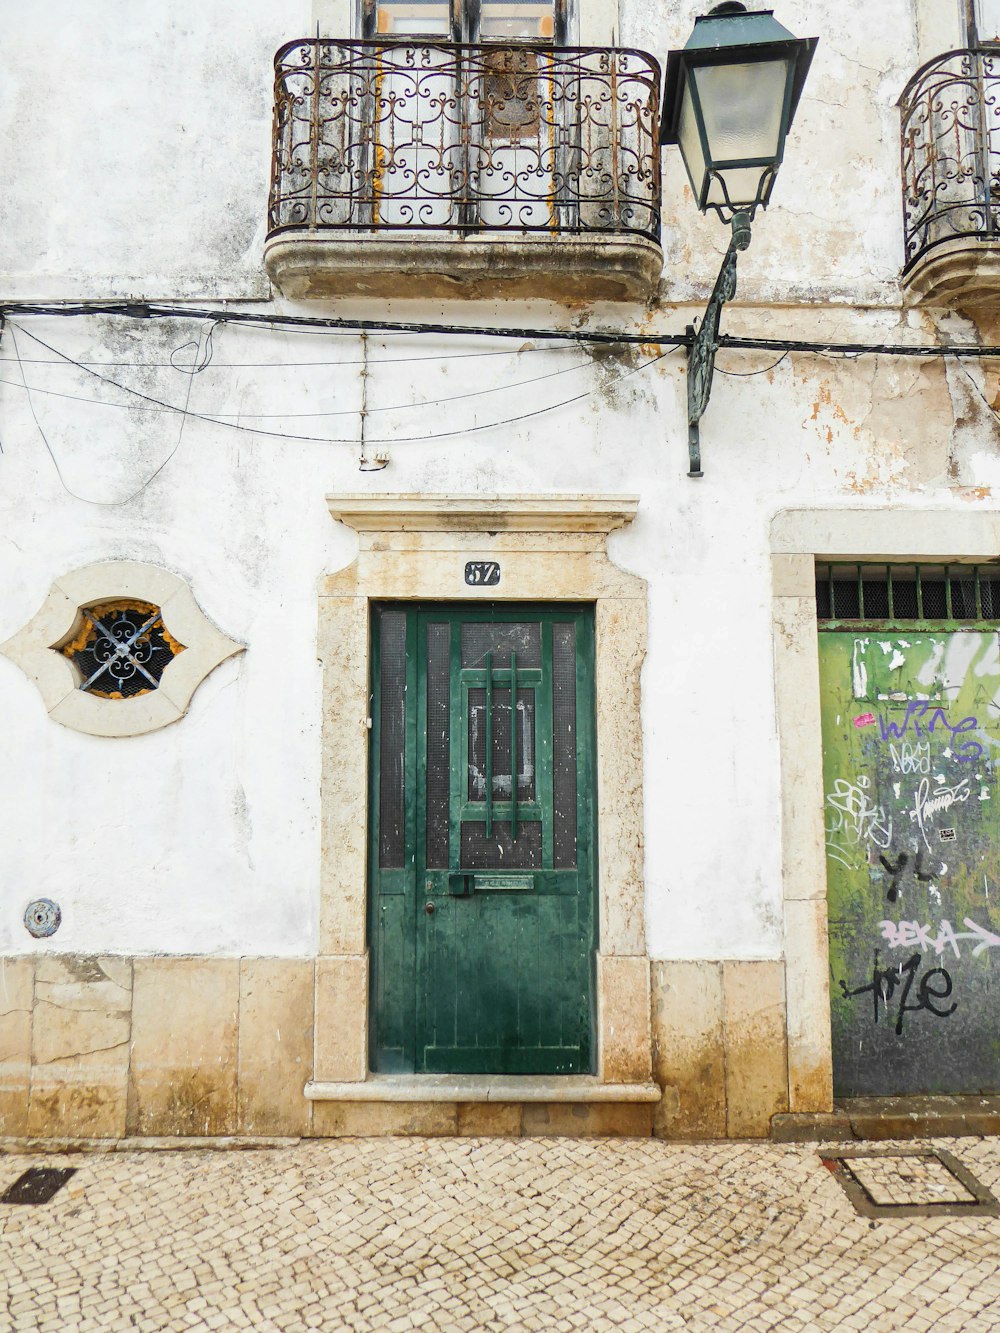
[424,901,436,915]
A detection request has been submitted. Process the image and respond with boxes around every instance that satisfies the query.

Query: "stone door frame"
[311,494,655,1097]
[771,506,1000,1112]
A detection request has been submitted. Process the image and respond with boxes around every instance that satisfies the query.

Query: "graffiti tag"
[908,777,972,851]
[878,703,984,762]
[825,777,893,850]
[879,917,1000,960]
[838,950,957,1035]
[889,740,931,775]
[877,850,938,904]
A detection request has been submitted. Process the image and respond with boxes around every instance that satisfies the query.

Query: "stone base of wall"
[0,956,315,1140]
[311,1102,653,1137]
[651,960,792,1139]
[1,954,800,1140]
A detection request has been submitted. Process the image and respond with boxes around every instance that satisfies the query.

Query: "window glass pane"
[425,623,451,869]
[376,0,451,35]
[480,0,554,40]
[978,0,1000,40]
[461,820,542,868]
[552,623,578,869]
[461,621,541,668]
[467,687,535,801]
[378,611,407,869]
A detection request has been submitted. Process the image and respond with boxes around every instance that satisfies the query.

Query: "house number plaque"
[465,561,500,586]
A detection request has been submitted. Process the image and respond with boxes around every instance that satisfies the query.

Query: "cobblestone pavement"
[2,1136,1000,1331]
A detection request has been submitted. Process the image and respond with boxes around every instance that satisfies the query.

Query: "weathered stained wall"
[1,0,1000,1130]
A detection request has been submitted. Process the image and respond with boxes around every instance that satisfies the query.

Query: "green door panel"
[368,604,596,1075]
[820,631,1000,1096]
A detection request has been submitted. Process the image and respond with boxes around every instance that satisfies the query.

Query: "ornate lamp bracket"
[686,209,752,478]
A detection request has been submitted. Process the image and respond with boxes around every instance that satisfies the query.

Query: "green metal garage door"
[819,564,1000,1096]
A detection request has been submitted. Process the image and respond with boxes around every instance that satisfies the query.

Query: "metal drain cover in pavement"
[821,1149,999,1218]
[1,1168,77,1206]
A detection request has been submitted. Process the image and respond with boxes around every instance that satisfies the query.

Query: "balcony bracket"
[687,209,752,478]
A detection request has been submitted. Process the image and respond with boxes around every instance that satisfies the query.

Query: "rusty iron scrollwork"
[267,38,661,241]
[900,47,1000,271]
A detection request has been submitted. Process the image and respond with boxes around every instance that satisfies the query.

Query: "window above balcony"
[900,46,1000,309]
[263,37,663,303]
[972,0,1000,44]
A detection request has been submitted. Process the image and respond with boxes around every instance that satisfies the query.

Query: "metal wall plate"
[821,1149,999,1218]
[23,899,61,938]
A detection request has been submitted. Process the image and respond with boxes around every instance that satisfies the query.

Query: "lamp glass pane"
[705,164,772,210]
[677,80,707,203]
[692,57,793,167]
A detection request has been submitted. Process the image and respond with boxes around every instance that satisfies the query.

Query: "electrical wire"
[715,352,788,378]
[4,299,1000,360]
[0,301,668,348]
[9,321,210,506]
[0,353,606,419]
[715,334,992,359]
[0,341,584,369]
[8,322,674,450]
[169,321,219,375]
[960,362,1000,424]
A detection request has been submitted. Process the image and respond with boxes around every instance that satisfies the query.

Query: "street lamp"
[661,3,817,476]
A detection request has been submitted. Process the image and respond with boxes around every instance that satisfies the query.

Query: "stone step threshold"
[0,1137,301,1154]
[305,1075,662,1104]
[772,1095,1000,1143]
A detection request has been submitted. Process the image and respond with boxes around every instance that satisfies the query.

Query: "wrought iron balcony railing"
[267,38,662,244]
[900,47,1000,272]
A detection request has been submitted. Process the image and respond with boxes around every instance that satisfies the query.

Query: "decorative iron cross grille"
[60,601,184,698]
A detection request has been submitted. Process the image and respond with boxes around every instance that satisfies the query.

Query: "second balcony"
[264,38,663,303]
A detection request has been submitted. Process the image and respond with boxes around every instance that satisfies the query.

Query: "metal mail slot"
[473,874,534,893]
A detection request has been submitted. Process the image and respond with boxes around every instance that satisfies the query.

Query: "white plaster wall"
[0,0,310,299]
[3,0,1000,962]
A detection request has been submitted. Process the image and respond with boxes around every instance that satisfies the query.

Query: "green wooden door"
[368,604,597,1074]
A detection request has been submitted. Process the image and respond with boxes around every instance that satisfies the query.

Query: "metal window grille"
[816,563,1000,624]
[59,600,184,698]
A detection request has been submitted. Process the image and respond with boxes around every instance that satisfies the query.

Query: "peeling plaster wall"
[626,0,919,307]
[2,0,1000,967]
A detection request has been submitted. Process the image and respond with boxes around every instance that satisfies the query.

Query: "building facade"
[2,0,1000,1141]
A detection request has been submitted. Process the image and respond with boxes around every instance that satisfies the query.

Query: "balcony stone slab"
[264,230,662,303]
[902,237,1000,311]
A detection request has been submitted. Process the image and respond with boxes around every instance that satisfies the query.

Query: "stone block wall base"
[769,1113,854,1143]
[310,1101,653,1137]
[0,955,315,1141]
[4,952,828,1142]
[835,1096,1000,1141]
[772,1097,1000,1142]
[0,1136,301,1154]
[651,958,794,1140]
